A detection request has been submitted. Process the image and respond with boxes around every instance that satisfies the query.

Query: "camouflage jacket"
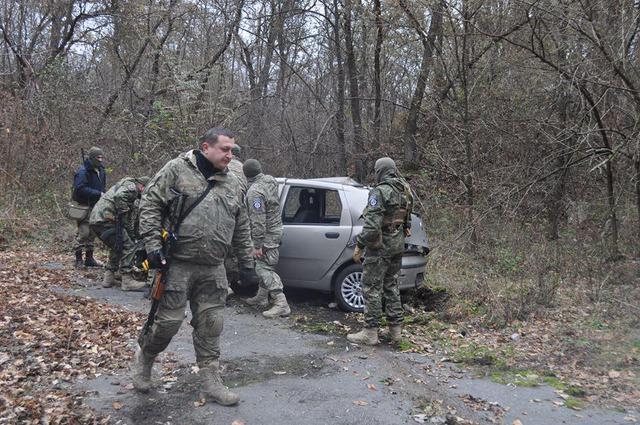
[139,150,254,267]
[227,158,247,195]
[89,177,141,237]
[356,173,414,257]
[245,173,282,249]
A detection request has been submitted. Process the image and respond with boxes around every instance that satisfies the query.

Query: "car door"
[277,183,352,286]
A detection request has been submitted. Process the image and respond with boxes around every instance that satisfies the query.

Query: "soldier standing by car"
[131,128,255,406]
[72,146,106,268]
[347,157,414,346]
[225,144,248,293]
[89,176,149,291]
[242,159,291,318]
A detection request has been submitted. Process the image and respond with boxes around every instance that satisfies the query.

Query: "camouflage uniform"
[245,173,284,295]
[224,157,247,286]
[137,149,253,365]
[89,177,144,274]
[356,166,413,329]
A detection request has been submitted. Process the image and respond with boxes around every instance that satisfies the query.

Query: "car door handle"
[325,232,340,239]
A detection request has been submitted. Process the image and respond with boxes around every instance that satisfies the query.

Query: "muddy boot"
[389,324,403,344]
[199,361,240,406]
[131,347,156,393]
[74,250,83,269]
[121,274,146,292]
[347,327,380,345]
[262,292,291,318]
[102,270,116,288]
[84,250,103,268]
[245,286,269,307]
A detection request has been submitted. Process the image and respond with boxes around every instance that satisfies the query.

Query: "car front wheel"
[334,264,365,312]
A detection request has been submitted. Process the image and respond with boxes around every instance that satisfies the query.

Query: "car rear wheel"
[334,264,365,312]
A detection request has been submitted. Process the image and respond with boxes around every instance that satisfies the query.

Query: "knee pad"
[194,310,224,339]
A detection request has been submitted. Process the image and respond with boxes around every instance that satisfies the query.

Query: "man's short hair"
[199,128,235,145]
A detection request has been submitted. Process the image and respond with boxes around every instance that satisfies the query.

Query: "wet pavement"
[62,276,638,425]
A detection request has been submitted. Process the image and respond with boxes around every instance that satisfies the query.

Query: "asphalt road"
[62,275,637,425]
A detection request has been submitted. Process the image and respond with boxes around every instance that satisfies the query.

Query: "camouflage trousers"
[90,224,137,273]
[138,260,228,364]
[256,247,284,295]
[74,210,96,251]
[362,254,403,328]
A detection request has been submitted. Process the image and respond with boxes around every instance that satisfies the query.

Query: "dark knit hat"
[88,146,104,160]
[243,159,262,178]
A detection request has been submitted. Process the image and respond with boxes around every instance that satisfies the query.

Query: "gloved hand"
[239,267,259,286]
[352,245,363,264]
[145,249,166,269]
[404,227,412,237]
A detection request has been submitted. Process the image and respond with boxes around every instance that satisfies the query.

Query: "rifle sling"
[174,180,214,233]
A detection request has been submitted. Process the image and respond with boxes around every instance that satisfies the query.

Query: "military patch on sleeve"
[253,197,263,209]
[369,194,378,207]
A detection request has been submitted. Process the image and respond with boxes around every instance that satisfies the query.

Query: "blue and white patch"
[253,197,263,209]
[369,194,378,207]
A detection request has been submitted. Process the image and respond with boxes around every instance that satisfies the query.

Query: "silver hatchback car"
[273,177,429,312]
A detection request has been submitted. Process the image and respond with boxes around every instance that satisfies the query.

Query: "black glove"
[145,249,165,269]
[238,267,259,286]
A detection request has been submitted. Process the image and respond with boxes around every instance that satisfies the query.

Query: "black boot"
[84,250,103,268]
[74,250,84,269]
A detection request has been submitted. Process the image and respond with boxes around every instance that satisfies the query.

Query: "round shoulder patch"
[369,194,378,207]
[253,197,263,209]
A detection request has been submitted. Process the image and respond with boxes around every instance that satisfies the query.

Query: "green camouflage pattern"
[362,254,403,327]
[224,157,247,282]
[227,158,247,195]
[90,177,144,273]
[357,170,414,328]
[356,173,413,256]
[90,177,142,238]
[245,173,282,249]
[138,150,253,268]
[246,173,284,294]
[136,150,253,363]
[138,260,228,363]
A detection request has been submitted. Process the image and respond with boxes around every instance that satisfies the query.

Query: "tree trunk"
[344,0,365,182]
[372,0,383,153]
[331,0,347,174]
[399,0,445,166]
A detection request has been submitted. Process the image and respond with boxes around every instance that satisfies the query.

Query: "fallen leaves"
[0,250,144,423]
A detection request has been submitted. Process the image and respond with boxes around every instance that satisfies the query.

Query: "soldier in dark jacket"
[72,147,107,268]
[347,157,414,346]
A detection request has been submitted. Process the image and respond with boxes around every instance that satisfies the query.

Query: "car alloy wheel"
[334,265,365,312]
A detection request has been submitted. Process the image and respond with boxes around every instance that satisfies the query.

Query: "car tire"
[333,264,365,313]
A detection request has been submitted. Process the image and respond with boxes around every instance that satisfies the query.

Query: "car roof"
[276,177,367,191]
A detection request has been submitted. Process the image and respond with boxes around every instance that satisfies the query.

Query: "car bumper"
[398,254,427,291]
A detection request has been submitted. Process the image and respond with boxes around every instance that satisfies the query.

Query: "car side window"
[282,186,342,225]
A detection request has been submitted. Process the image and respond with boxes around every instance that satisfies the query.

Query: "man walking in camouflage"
[242,159,291,318]
[131,128,254,406]
[347,157,413,346]
[89,176,149,291]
